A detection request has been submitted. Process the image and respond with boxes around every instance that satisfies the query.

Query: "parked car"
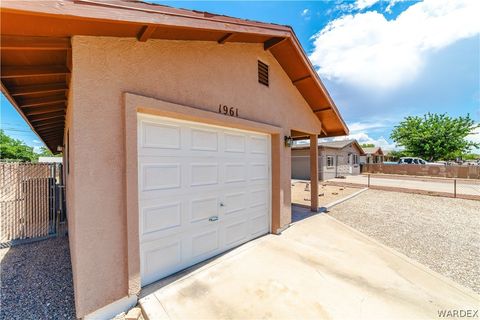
[398,157,444,165]
[398,157,427,165]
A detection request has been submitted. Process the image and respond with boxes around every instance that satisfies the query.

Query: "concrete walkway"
[139,214,479,320]
[329,174,480,197]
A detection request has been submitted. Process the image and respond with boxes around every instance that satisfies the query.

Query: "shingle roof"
[362,147,383,155]
[293,139,365,154]
[317,139,357,149]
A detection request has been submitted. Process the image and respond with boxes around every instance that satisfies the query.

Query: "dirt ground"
[291,179,362,207]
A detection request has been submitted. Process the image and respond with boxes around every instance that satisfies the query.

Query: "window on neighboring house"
[353,154,359,165]
[327,156,334,167]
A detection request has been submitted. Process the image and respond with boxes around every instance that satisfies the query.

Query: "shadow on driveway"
[0,237,75,320]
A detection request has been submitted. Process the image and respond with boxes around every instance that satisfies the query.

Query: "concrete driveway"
[139,212,479,320]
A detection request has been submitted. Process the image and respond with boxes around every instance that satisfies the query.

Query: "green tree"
[37,146,55,157]
[361,143,375,148]
[386,149,409,160]
[0,129,37,161]
[390,113,479,161]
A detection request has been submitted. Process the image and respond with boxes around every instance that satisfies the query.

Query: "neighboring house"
[360,147,385,164]
[0,1,348,318]
[38,157,62,163]
[292,139,365,180]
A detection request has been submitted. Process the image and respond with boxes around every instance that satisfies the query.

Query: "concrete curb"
[320,187,368,212]
[324,214,480,301]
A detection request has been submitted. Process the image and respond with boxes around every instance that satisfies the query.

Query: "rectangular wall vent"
[258,60,269,87]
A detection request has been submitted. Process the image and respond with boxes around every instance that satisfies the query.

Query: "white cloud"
[32,139,42,144]
[467,126,480,144]
[347,120,392,132]
[354,0,381,10]
[386,0,407,13]
[310,0,480,90]
[331,132,398,150]
[301,8,311,20]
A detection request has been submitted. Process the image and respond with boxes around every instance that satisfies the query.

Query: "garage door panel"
[140,120,182,150]
[190,128,219,152]
[190,196,219,223]
[250,163,269,181]
[141,202,182,236]
[191,229,220,258]
[250,189,268,209]
[224,219,248,247]
[140,163,181,191]
[190,163,219,187]
[138,114,270,286]
[223,192,247,215]
[250,210,269,236]
[249,136,268,154]
[224,163,247,183]
[224,132,246,153]
[142,239,182,284]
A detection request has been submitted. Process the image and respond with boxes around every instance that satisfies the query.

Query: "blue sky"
[1,0,479,151]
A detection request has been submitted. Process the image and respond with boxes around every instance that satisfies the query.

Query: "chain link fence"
[325,172,480,200]
[0,162,66,245]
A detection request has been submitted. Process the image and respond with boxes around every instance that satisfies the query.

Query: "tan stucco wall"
[68,36,322,317]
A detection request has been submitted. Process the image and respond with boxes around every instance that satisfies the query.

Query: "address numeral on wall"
[218,104,239,117]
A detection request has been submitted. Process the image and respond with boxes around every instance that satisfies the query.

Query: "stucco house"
[360,146,384,164]
[0,1,348,318]
[292,139,365,180]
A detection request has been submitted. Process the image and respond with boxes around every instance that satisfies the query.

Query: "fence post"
[454,179,456,198]
[368,174,371,188]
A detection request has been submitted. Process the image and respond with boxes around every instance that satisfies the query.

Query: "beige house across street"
[0,1,349,318]
[360,146,385,164]
[292,139,365,180]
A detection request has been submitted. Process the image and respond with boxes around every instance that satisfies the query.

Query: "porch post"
[310,134,319,212]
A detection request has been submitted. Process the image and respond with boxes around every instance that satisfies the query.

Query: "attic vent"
[258,60,269,86]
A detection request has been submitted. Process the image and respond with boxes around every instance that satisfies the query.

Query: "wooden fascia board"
[1,3,290,38]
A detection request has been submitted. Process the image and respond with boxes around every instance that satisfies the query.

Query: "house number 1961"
[218,104,239,117]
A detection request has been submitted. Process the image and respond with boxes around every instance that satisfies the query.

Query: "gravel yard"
[291,179,362,207]
[328,189,480,293]
[0,237,75,320]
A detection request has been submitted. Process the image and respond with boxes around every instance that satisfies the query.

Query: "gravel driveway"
[0,237,75,320]
[328,189,480,293]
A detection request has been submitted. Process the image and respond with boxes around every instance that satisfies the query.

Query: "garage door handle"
[209,216,219,222]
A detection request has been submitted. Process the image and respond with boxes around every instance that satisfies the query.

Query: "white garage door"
[138,114,271,286]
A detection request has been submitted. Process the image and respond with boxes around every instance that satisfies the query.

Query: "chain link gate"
[0,162,66,245]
